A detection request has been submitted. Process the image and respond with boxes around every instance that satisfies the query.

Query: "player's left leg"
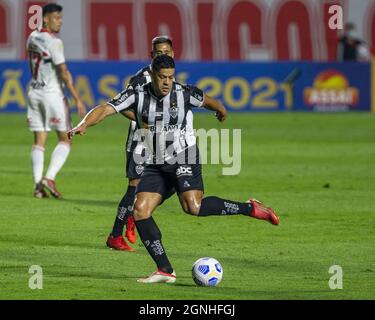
[175,161,279,225]
[42,96,71,199]
[42,131,71,199]
[179,191,279,225]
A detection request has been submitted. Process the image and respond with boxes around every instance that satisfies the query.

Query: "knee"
[133,200,152,220]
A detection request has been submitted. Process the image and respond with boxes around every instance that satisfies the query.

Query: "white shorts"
[27,89,72,132]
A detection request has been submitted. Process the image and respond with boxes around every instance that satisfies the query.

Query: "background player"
[27,3,86,199]
[106,36,175,252]
[67,55,280,283]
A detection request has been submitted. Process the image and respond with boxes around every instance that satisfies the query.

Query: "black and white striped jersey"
[107,81,205,163]
[124,65,152,154]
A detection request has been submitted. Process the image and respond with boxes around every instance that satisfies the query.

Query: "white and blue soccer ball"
[192,257,223,287]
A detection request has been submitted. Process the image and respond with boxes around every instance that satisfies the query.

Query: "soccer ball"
[192,257,223,287]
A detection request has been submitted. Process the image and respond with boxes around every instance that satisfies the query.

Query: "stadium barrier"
[0,61,372,112]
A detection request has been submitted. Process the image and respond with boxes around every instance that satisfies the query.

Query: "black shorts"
[136,162,204,199]
[126,151,145,180]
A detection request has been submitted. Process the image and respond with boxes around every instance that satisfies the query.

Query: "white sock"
[45,142,71,181]
[31,145,45,185]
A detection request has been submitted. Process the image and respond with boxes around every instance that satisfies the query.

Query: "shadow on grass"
[61,198,118,208]
[0,192,118,208]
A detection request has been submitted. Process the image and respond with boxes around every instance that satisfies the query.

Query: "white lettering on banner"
[2,0,373,61]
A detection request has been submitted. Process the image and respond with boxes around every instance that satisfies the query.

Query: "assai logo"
[304,70,359,111]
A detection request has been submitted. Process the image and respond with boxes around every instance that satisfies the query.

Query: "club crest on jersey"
[170,106,178,119]
[135,164,144,175]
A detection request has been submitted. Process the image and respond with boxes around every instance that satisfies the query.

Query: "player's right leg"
[32,132,49,198]
[134,192,176,283]
[27,90,49,198]
[134,166,176,283]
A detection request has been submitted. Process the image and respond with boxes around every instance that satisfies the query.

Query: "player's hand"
[215,108,227,122]
[67,123,87,140]
[76,99,87,118]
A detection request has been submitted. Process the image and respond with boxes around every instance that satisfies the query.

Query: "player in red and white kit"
[26,3,86,199]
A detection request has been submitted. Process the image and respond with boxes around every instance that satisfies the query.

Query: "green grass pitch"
[0,112,374,300]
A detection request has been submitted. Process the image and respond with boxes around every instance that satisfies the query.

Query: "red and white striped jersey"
[26,29,65,93]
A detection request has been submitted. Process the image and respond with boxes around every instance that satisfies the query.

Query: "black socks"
[198,196,252,216]
[111,186,136,237]
[135,217,173,274]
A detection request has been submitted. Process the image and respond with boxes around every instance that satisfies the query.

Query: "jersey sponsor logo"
[176,166,193,177]
[148,124,178,132]
[183,180,191,188]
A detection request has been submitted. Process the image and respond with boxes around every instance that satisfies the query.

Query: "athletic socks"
[31,145,45,184]
[135,217,173,274]
[111,186,136,237]
[198,196,252,216]
[45,142,71,181]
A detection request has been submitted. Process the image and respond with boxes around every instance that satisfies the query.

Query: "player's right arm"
[67,103,116,138]
[68,87,136,139]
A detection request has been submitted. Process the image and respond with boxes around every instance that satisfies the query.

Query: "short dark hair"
[151,35,173,51]
[151,54,175,73]
[43,3,63,17]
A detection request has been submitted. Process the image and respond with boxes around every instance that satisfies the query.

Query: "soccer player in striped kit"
[68,55,279,283]
[106,36,175,252]
[26,3,86,199]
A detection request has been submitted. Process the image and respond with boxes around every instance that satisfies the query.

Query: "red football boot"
[106,235,135,252]
[125,215,137,244]
[41,177,62,199]
[248,199,279,225]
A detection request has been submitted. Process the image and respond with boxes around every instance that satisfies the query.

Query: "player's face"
[152,68,175,97]
[151,43,174,58]
[44,11,63,33]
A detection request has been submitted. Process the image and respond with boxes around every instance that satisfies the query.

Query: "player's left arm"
[56,63,87,118]
[202,94,227,122]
